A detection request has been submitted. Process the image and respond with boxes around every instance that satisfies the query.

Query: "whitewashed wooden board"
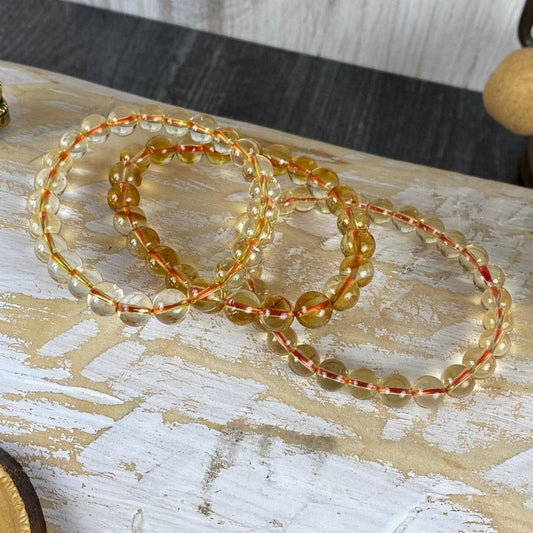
[0,61,532,533]
[65,0,525,91]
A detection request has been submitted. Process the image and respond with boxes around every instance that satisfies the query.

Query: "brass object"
[0,82,10,130]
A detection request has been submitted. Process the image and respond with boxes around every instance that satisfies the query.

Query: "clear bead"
[213,127,239,154]
[480,287,512,310]
[348,368,378,400]
[436,230,467,258]
[42,148,73,174]
[153,288,189,324]
[264,144,292,176]
[267,328,297,355]
[416,217,445,244]
[482,309,513,331]
[120,143,150,171]
[108,105,137,136]
[412,375,445,408]
[369,198,394,224]
[288,344,320,377]
[146,136,174,165]
[59,130,88,159]
[214,257,246,290]
[259,295,293,331]
[146,245,180,277]
[225,290,260,326]
[67,266,103,299]
[190,113,217,144]
[380,374,412,407]
[459,244,489,272]
[326,186,360,215]
[126,227,160,259]
[278,190,296,216]
[462,346,496,379]
[139,103,164,132]
[441,364,475,398]
[323,274,360,311]
[113,206,147,236]
[293,187,315,212]
[118,292,152,327]
[47,250,82,284]
[307,168,339,199]
[27,190,60,215]
[34,168,67,196]
[316,358,347,391]
[295,291,333,328]
[28,213,61,238]
[88,282,123,316]
[474,265,505,290]
[287,155,317,186]
[391,206,420,233]
[231,138,261,167]
[243,154,275,182]
[164,107,190,136]
[34,234,67,263]
[247,198,279,222]
[191,278,223,314]
[80,114,109,143]
[479,329,511,357]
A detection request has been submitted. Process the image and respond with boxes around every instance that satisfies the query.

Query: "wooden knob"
[483,48,533,135]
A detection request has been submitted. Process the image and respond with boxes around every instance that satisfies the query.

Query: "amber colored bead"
[176,141,203,164]
[108,161,142,186]
[295,291,333,328]
[288,344,320,377]
[166,264,198,289]
[436,230,467,258]
[326,185,359,215]
[348,368,378,400]
[259,295,293,331]
[441,364,475,398]
[482,309,513,331]
[391,206,420,232]
[462,346,496,379]
[380,374,412,407]
[120,143,150,171]
[307,167,339,199]
[225,289,260,326]
[146,136,174,165]
[205,147,231,165]
[287,155,317,185]
[339,257,374,287]
[316,358,347,391]
[412,375,445,408]
[480,287,512,310]
[107,183,140,212]
[113,206,146,236]
[323,275,360,311]
[267,328,298,355]
[415,216,445,244]
[337,207,370,234]
[479,329,511,357]
[190,277,223,313]
[369,198,394,224]
[126,226,160,259]
[145,245,180,277]
[340,230,376,258]
[264,144,292,176]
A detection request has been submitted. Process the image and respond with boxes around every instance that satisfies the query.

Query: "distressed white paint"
[0,61,532,532]
[64,0,525,90]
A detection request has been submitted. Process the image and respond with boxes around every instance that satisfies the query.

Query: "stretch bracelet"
[105,140,512,408]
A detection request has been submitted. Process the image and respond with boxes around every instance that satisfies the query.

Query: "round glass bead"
[213,127,239,154]
[166,264,198,289]
[316,358,347,391]
[341,258,374,287]
[348,368,378,400]
[459,244,489,272]
[108,105,137,136]
[474,265,505,290]
[326,185,359,216]
[307,168,339,199]
[441,364,475,398]
[34,168,67,196]
[190,113,217,144]
[108,161,142,186]
[462,346,496,379]
[27,190,60,215]
[146,136,174,165]
[126,227,160,259]
[164,107,190,137]
[340,230,376,258]
[59,130,88,159]
[176,139,203,164]
[264,144,292,176]
[67,266,103,299]
[88,282,123,316]
[231,138,261,167]
[243,154,274,182]
[323,274,360,311]
[249,176,280,200]
[436,230,467,258]
[293,187,315,212]
[113,206,147,236]
[190,278,223,313]
[120,143,150,171]
[139,103,164,132]
[267,328,298,355]
[416,217,445,243]
[412,375,445,408]
[28,213,61,238]
[118,292,152,327]
[482,309,513,331]
[259,295,293,331]
[337,207,371,233]
[34,234,67,263]
[107,184,140,212]
[247,198,279,222]
[146,245,180,277]
[391,206,420,232]
[42,148,73,173]
[278,190,296,216]
[369,198,394,224]
[214,257,246,291]
[287,155,317,186]
[380,374,412,407]
[481,287,512,310]
[295,291,333,328]
[288,344,320,377]
[205,148,230,165]
[479,329,511,357]
[153,288,189,324]
[225,290,261,326]
[80,114,109,143]
[47,250,82,284]
[248,277,269,301]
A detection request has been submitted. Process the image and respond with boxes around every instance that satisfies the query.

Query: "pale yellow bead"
[316,358,347,391]
[441,364,475,398]
[348,368,378,400]
[479,329,511,357]
[380,374,412,407]
[436,230,467,258]
[391,206,419,232]
[267,328,298,355]
[481,287,512,310]
[412,375,445,408]
[288,344,320,377]
[369,198,394,224]
[462,346,496,379]
[482,309,514,331]
[415,217,445,244]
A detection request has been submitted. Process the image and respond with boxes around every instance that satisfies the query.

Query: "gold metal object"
[0,82,10,130]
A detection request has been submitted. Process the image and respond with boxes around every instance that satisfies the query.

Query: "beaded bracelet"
[104,140,512,408]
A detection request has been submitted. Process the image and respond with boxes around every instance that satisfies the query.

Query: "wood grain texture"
[64,0,525,91]
[0,61,532,533]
